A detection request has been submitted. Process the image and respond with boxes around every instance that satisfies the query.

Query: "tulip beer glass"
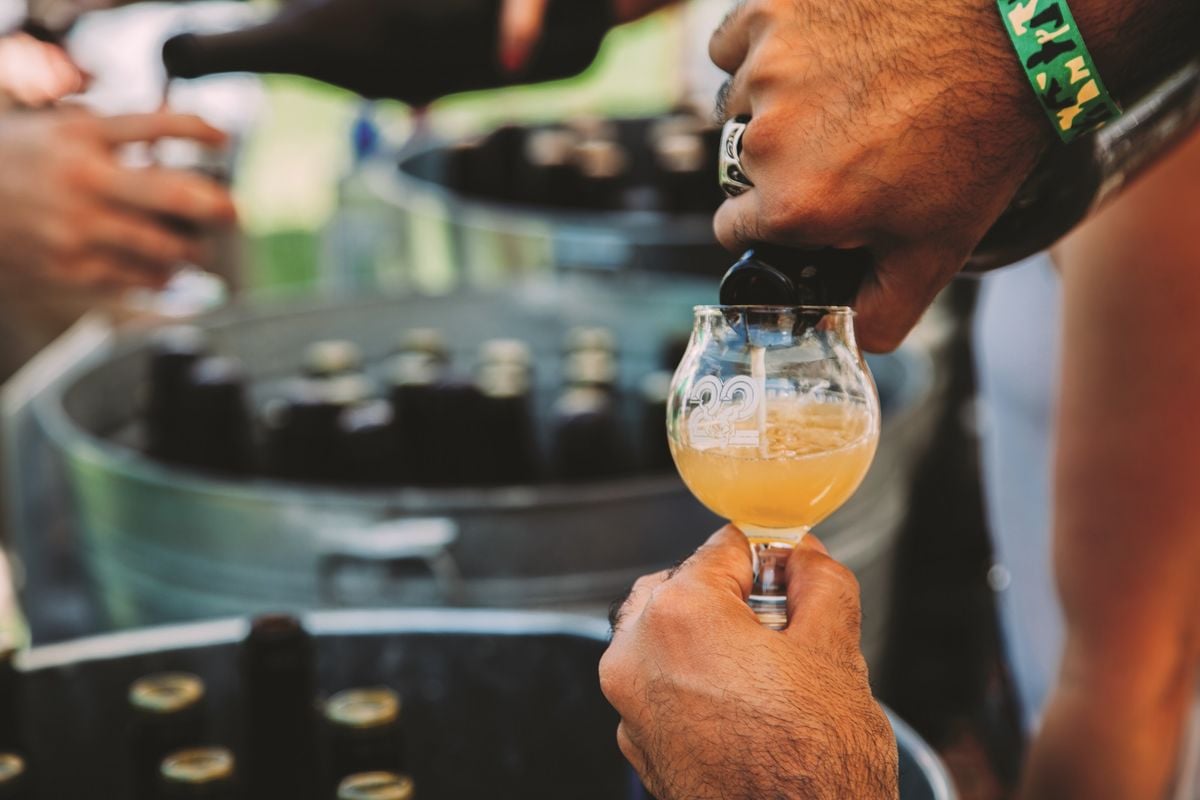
[667,306,880,628]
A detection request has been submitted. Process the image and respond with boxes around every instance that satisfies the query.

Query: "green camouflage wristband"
[997,0,1122,142]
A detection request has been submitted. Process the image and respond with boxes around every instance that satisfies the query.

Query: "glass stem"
[748,538,798,630]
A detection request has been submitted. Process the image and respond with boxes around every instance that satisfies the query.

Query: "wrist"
[1055,0,1200,102]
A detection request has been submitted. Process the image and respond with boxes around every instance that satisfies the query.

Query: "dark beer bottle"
[128,672,206,800]
[653,132,722,215]
[478,338,534,377]
[145,325,210,462]
[446,138,497,200]
[323,688,405,792]
[176,356,255,475]
[446,125,526,202]
[574,139,629,211]
[304,340,365,379]
[0,753,27,800]
[395,329,450,366]
[158,747,236,800]
[563,350,619,397]
[386,353,448,485]
[336,399,398,486]
[337,772,414,800]
[475,363,540,485]
[638,371,674,473]
[241,614,319,800]
[563,326,616,356]
[567,114,619,144]
[264,374,375,482]
[162,0,613,106]
[520,128,579,207]
[0,649,20,755]
[550,387,629,481]
[660,333,690,372]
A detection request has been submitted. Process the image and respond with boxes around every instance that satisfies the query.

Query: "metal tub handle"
[318,517,464,607]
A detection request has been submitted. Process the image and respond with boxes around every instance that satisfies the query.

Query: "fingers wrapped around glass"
[667,306,880,629]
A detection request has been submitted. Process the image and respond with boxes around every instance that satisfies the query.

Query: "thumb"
[498,0,550,73]
[670,524,754,600]
[783,536,863,649]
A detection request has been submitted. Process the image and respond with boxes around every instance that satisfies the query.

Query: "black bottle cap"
[718,245,870,307]
[162,34,203,80]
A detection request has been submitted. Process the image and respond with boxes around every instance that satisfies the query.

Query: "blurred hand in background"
[499,0,676,73]
[0,32,85,108]
[0,108,236,292]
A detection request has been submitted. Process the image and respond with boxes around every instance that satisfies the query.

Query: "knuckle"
[597,649,628,703]
[164,183,200,215]
[743,58,785,94]
[640,582,689,629]
[630,574,660,595]
[48,222,85,258]
[141,230,185,264]
[60,153,107,190]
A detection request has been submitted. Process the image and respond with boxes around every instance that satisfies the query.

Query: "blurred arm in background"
[0,31,84,109]
[498,0,677,72]
[1021,130,1200,800]
[0,105,236,376]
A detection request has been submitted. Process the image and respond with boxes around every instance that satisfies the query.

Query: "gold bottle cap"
[337,772,414,800]
[563,326,616,354]
[160,747,235,785]
[648,111,706,144]
[478,339,533,369]
[655,132,706,174]
[387,352,443,388]
[325,687,401,730]
[566,115,618,142]
[129,672,205,715]
[564,350,618,389]
[304,340,364,378]
[319,374,376,406]
[0,753,25,783]
[477,363,531,400]
[555,387,612,417]
[397,329,449,363]
[574,140,628,181]
[524,129,577,168]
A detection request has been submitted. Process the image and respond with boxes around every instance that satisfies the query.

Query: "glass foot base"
[748,594,787,630]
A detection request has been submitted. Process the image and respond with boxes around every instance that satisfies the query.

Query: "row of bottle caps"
[444,109,727,215]
[0,615,410,799]
[143,324,684,487]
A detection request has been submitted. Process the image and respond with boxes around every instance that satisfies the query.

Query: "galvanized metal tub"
[359,119,730,293]
[25,274,936,672]
[15,609,957,799]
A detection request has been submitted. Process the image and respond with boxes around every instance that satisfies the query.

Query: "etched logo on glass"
[686,375,761,450]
